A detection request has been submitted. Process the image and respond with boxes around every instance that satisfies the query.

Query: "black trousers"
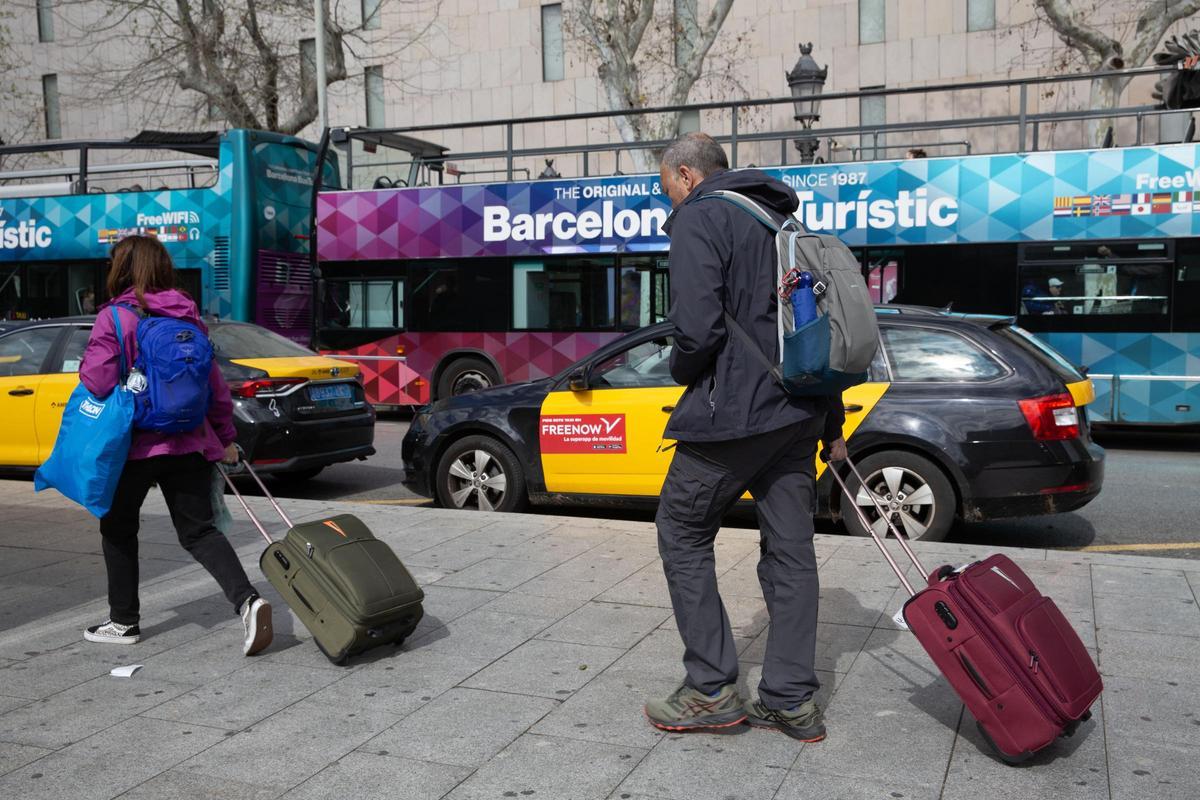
[100,453,257,625]
[656,417,822,710]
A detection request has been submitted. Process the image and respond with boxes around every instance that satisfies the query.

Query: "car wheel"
[437,357,500,399]
[435,435,527,513]
[839,451,955,542]
[271,467,325,485]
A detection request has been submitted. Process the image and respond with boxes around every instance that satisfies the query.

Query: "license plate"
[309,383,353,402]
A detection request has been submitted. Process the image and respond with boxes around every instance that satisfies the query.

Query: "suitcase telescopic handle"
[825,454,930,597]
[219,448,296,545]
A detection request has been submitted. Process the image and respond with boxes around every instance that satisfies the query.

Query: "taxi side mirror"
[568,368,589,392]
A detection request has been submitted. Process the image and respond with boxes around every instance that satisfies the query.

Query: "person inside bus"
[77,235,273,656]
[1021,276,1067,314]
[643,132,844,743]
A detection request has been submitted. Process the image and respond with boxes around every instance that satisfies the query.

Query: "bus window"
[1019,263,1169,317]
[409,262,507,332]
[349,281,400,328]
[512,258,615,331]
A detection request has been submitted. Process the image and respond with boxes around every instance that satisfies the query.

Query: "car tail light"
[232,378,306,398]
[1019,392,1080,441]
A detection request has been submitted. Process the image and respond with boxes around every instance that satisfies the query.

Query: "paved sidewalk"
[0,480,1198,800]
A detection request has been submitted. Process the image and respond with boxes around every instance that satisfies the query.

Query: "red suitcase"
[829,456,1103,764]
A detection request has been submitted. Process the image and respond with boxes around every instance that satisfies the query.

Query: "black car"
[401,307,1104,540]
[0,317,375,483]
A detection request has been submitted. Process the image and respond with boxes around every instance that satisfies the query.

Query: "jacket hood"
[686,168,798,215]
[104,288,204,326]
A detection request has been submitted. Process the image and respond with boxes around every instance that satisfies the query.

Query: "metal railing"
[331,65,1187,186]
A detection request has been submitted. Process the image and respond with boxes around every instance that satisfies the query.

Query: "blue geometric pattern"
[1038,332,1200,424]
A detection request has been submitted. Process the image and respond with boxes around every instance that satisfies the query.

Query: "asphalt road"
[261,414,1200,560]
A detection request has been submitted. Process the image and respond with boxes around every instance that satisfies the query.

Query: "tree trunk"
[1088,75,1130,147]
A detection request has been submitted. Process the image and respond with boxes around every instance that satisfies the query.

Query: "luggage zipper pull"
[306,542,315,559]
[1028,650,1039,674]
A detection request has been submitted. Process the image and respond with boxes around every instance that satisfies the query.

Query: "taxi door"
[540,332,683,497]
[35,325,93,463]
[0,326,64,466]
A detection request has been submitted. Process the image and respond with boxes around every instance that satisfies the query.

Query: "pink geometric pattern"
[324,330,624,406]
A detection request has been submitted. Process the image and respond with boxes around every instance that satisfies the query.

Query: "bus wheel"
[437,357,500,398]
[839,451,955,542]
[435,436,527,513]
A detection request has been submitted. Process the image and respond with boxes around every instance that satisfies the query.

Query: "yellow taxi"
[402,309,1103,541]
[0,317,374,483]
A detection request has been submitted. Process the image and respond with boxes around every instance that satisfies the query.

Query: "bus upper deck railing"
[324,65,1190,188]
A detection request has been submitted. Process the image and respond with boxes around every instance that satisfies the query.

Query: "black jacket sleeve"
[666,204,732,387]
[823,393,846,444]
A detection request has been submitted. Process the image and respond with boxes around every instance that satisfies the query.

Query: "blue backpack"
[119,305,214,433]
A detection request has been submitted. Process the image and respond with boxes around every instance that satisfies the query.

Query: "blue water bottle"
[792,272,818,328]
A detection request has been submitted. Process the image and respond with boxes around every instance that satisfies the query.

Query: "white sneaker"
[241,596,273,656]
[84,620,141,644]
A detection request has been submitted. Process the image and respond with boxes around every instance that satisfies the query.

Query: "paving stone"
[737,663,839,716]
[1092,564,1194,600]
[942,704,1108,799]
[406,609,553,661]
[539,602,672,649]
[142,661,342,730]
[607,629,751,683]
[462,639,625,699]
[0,694,30,715]
[306,647,491,717]
[405,535,520,572]
[362,687,558,768]
[1105,737,1200,800]
[115,769,281,800]
[1096,628,1200,683]
[283,752,471,800]
[482,591,587,620]
[434,557,554,592]
[514,552,649,600]
[1094,592,1200,637]
[793,630,961,788]
[0,672,196,749]
[1102,674,1200,748]
[0,741,51,777]
[595,563,673,608]
[530,669,672,750]
[497,530,611,565]
[774,770,940,800]
[741,622,872,675]
[445,733,645,800]
[817,585,897,628]
[617,729,796,800]
[419,585,504,624]
[0,547,71,579]
[174,696,402,789]
[657,593,768,640]
[0,717,225,800]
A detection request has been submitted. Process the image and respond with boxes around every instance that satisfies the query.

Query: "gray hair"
[660,132,729,177]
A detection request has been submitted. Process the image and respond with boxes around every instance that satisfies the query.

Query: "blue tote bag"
[34,307,135,517]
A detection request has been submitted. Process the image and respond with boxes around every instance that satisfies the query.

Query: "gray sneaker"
[744,698,826,742]
[644,682,746,731]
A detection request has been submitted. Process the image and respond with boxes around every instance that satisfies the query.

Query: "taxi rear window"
[996,326,1084,383]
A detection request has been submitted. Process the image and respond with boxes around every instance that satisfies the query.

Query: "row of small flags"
[1053,193,1198,217]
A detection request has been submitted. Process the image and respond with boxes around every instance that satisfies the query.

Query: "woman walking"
[78,235,272,655]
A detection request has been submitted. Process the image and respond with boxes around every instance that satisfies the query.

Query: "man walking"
[644,133,845,742]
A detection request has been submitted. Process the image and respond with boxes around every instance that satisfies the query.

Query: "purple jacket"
[79,289,236,462]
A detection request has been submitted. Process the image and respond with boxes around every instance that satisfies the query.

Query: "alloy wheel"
[854,465,937,539]
[445,449,509,511]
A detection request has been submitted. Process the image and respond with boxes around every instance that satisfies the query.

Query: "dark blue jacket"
[663,168,844,443]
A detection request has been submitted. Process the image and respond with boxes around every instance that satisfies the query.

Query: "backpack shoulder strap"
[698,190,805,234]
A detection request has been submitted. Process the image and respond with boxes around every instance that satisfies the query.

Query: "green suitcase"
[224,465,424,665]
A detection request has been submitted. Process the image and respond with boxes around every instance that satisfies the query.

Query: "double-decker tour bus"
[0,129,325,342]
[311,73,1199,426]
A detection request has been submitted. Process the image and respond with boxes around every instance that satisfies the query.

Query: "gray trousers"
[656,417,822,710]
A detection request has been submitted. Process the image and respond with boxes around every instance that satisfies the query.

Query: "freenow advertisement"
[315,143,1200,260]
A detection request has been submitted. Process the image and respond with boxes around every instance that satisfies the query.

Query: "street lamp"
[786,42,827,164]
